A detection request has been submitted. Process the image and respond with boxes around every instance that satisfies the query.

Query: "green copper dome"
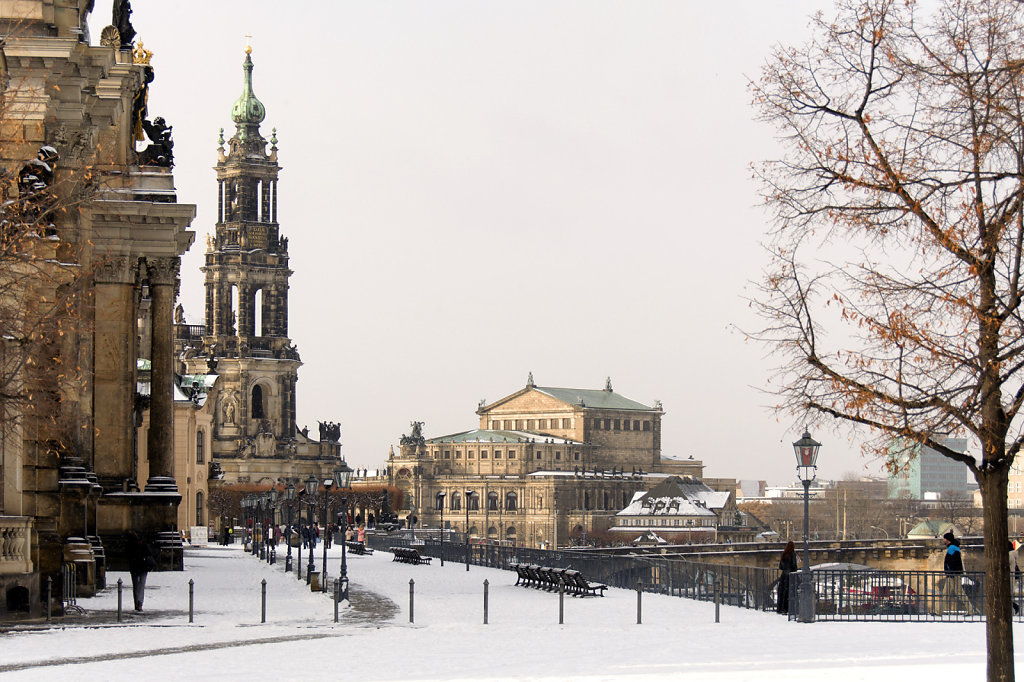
[230,49,265,139]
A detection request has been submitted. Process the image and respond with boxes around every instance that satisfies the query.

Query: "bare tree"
[752,2,1024,678]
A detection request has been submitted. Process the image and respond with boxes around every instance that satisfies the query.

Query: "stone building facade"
[386,377,703,548]
[0,1,195,618]
[177,49,340,486]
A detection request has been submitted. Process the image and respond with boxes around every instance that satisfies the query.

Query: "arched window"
[195,491,204,526]
[505,492,517,511]
[451,492,461,511]
[254,288,263,337]
[487,492,499,511]
[584,492,591,510]
[468,492,480,510]
[251,384,265,419]
[196,430,204,464]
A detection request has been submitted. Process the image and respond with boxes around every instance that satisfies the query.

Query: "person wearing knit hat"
[939,531,975,614]
[942,532,963,572]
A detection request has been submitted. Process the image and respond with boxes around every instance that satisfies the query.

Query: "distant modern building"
[887,437,973,500]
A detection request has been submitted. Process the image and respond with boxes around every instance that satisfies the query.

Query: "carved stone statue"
[400,421,425,447]
[112,0,135,49]
[18,146,59,230]
[318,420,341,443]
[174,303,184,324]
[223,400,235,424]
[139,116,174,167]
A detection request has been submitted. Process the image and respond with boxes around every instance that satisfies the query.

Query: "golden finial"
[245,33,253,55]
[132,40,153,65]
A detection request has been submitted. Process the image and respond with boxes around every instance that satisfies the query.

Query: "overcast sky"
[87,1,886,485]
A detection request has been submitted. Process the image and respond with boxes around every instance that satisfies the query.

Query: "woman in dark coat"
[777,540,798,614]
[125,530,155,611]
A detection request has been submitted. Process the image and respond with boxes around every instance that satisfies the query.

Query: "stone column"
[145,257,179,492]
[92,255,140,485]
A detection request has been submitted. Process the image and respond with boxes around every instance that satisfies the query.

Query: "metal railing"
[61,562,85,615]
[366,535,780,612]
[788,568,989,622]
[368,534,1024,623]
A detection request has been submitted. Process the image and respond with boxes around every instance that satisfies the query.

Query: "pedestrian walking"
[125,530,156,612]
[940,531,975,614]
[1009,540,1020,615]
[777,540,797,614]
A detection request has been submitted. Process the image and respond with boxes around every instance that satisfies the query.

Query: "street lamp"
[793,430,821,623]
[870,525,889,540]
[321,476,335,592]
[334,461,353,601]
[465,489,475,572]
[437,492,446,567]
[305,474,318,584]
[268,489,279,564]
[296,488,306,581]
[284,482,296,572]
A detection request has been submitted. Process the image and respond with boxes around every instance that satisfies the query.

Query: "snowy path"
[0,543,1014,680]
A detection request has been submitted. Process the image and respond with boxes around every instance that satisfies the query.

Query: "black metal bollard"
[188,579,194,623]
[46,577,52,622]
[483,579,489,625]
[637,580,642,625]
[297,543,302,581]
[558,579,564,625]
[117,578,123,622]
[334,579,340,623]
[409,579,415,623]
[715,585,720,623]
[261,578,267,623]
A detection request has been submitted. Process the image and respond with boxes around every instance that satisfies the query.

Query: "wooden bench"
[569,572,607,597]
[510,564,606,597]
[392,547,432,564]
[345,541,374,556]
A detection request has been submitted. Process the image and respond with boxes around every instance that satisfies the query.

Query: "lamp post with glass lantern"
[437,492,446,566]
[259,494,266,560]
[321,476,334,592]
[305,474,318,584]
[268,489,279,564]
[793,431,821,623]
[296,488,306,581]
[284,482,296,572]
[334,461,353,600]
[465,490,475,571]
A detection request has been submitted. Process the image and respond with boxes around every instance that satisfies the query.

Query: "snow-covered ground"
[0,543,1013,680]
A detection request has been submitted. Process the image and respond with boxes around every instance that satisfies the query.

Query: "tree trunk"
[978,467,1014,682]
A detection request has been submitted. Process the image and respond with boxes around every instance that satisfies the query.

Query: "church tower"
[179,48,340,483]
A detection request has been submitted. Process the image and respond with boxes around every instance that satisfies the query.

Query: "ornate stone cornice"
[145,256,180,286]
[93,255,140,285]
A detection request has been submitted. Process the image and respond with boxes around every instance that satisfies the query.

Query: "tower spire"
[230,46,266,144]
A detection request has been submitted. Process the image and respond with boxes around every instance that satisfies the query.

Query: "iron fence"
[787,568,990,622]
[365,535,780,613]
[367,534,1024,623]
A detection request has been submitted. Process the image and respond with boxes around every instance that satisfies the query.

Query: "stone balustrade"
[0,516,33,574]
